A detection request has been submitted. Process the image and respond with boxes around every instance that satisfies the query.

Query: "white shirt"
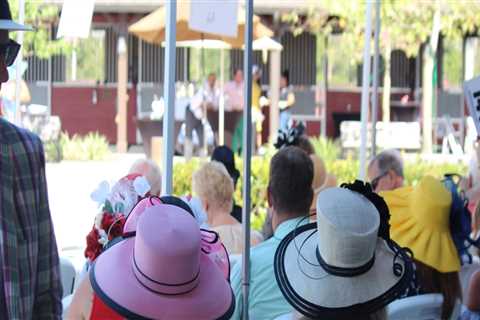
[223,80,244,112]
[189,82,220,120]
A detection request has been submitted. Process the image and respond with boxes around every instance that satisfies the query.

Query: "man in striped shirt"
[0,1,63,318]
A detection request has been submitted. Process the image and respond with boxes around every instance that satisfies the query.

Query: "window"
[65,29,105,83]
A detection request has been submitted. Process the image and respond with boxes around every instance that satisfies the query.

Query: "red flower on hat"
[101,213,126,241]
[86,174,151,262]
[85,228,102,261]
[85,212,126,261]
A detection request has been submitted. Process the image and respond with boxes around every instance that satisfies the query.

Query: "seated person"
[309,154,337,216]
[85,174,152,264]
[211,145,242,222]
[67,196,233,319]
[381,176,462,319]
[263,124,336,237]
[367,149,404,193]
[274,183,413,320]
[230,146,314,319]
[129,158,162,196]
[192,161,262,255]
[460,270,480,320]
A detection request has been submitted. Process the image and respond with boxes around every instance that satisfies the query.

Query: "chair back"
[387,294,443,320]
[60,257,76,298]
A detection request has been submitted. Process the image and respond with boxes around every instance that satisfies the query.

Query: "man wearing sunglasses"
[368,149,405,193]
[0,1,63,319]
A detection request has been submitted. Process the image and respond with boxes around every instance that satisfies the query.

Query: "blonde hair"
[192,161,234,212]
[129,159,162,196]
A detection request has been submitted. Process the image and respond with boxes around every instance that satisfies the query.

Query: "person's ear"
[267,185,273,208]
[201,198,209,212]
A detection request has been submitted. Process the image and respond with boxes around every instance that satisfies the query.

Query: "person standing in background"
[223,69,244,148]
[185,72,219,158]
[0,1,63,318]
[232,65,263,154]
[279,69,295,131]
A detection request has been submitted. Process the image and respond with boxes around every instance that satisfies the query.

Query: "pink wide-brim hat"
[91,203,234,320]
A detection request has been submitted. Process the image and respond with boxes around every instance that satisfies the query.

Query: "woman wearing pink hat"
[67,196,234,320]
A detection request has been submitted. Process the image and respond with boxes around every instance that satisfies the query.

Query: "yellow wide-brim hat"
[380,176,460,273]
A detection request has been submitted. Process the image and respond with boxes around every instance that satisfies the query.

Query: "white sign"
[340,121,421,150]
[57,0,95,39]
[464,76,480,136]
[189,0,238,38]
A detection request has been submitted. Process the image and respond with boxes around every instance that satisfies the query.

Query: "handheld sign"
[189,0,238,38]
[464,76,480,136]
[57,0,95,39]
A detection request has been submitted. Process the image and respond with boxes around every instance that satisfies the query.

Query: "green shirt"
[230,217,305,320]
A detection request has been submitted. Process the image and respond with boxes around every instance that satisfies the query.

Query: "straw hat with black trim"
[274,187,413,319]
[380,175,460,273]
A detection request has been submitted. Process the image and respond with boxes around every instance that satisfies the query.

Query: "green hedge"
[45,132,111,162]
[173,148,467,231]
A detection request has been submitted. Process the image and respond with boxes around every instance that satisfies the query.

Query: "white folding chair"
[62,294,73,317]
[59,257,76,298]
[387,294,443,320]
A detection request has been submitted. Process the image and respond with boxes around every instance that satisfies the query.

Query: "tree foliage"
[8,0,70,59]
[283,0,480,60]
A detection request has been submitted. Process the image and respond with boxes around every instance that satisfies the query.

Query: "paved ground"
[46,153,146,269]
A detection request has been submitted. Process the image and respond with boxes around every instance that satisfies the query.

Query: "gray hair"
[370,149,404,178]
[129,159,162,196]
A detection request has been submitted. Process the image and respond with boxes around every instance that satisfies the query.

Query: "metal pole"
[116,36,128,153]
[137,39,143,144]
[371,0,381,157]
[269,50,280,143]
[161,0,177,195]
[242,0,253,318]
[219,48,225,145]
[359,1,373,180]
[321,35,328,137]
[14,0,25,126]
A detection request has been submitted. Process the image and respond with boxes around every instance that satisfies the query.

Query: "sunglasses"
[0,40,21,67]
[371,171,389,190]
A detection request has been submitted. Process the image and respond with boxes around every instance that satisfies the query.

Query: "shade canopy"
[162,37,283,51]
[251,36,283,51]
[128,2,273,48]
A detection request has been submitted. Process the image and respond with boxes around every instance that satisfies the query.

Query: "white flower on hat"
[91,181,110,205]
[94,212,104,229]
[98,229,108,246]
[133,176,151,197]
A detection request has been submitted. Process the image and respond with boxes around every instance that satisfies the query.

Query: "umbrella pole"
[359,1,373,180]
[219,48,225,145]
[161,0,177,195]
[242,0,253,319]
[201,35,208,155]
[371,0,381,157]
